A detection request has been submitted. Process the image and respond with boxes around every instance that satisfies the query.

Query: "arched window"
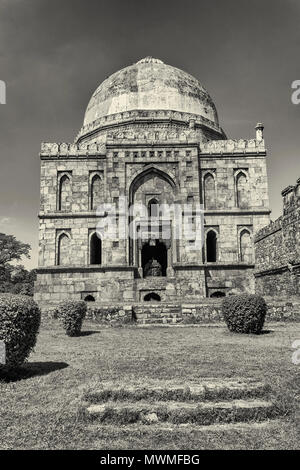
[90,232,102,264]
[58,174,71,211]
[91,174,102,211]
[206,230,217,262]
[204,173,216,209]
[57,233,71,265]
[236,172,249,208]
[148,198,159,217]
[240,229,252,263]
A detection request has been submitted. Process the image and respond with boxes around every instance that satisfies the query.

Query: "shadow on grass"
[224,328,274,336]
[0,361,69,382]
[78,330,100,336]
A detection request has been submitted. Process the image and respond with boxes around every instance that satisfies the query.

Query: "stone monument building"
[34,57,270,312]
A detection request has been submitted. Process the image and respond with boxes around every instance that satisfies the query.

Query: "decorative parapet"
[254,216,283,242]
[255,178,300,242]
[201,139,266,154]
[281,185,295,197]
[40,142,106,157]
[75,109,224,142]
[40,135,269,156]
[106,129,199,146]
[282,178,300,214]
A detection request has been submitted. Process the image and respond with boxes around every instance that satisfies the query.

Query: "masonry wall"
[198,146,269,296]
[35,134,270,311]
[69,299,300,323]
[255,179,300,297]
[34,269,137,314]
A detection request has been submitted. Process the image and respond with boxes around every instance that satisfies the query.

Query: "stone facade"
[34,57,270,312]
[255,179,300,297]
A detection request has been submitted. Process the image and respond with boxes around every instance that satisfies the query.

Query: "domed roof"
[81,57,220,136]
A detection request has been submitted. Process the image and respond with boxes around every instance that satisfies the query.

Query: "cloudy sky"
[0,0,299,269]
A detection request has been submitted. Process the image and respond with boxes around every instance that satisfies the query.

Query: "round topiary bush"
[222,294,267,334]
[57,300,87,336]
[0,293,41,367]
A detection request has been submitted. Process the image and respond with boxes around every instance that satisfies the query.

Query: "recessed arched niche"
[144,292,161,302]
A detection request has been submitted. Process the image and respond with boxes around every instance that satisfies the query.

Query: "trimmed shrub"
[57,300,87,336]
[0,293,41,367]
[222,294,267,334]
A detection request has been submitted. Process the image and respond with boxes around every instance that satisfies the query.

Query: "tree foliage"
[0,233,30,265]
[0,233,34,295]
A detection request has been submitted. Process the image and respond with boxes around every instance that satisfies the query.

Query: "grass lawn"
[0,320,299,450]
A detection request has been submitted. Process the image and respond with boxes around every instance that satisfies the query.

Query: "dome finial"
[136,57,164,64]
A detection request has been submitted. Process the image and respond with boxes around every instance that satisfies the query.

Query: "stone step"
[83,380,270,404]
[83,399,276,425]
[87,418,281,433]
[136,317,182,324]
[134,312,181,318]
[134,308,181,315]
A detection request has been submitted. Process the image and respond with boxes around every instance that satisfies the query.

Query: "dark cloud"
[0,0,299,268]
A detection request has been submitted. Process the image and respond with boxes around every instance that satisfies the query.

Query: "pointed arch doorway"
[141,240,168,277]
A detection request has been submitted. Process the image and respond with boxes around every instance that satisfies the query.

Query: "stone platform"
[42,298,300,324]
[85,298,300,324]
[80,379,277,426]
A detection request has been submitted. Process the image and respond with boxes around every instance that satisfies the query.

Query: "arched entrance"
[128,167,176,268]
[142,240,167,277]
[84,294,96,302]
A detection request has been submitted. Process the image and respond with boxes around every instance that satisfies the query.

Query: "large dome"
[79,57,221,140]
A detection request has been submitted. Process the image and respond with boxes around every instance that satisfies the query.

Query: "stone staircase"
[80,379,279,427]
[133,303,182,324]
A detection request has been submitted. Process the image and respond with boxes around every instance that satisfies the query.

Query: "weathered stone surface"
[55,300,299,324]
[34,58,271,312]
[255,179,300,296]
[80,57,222,140]
[84,399,276,425]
